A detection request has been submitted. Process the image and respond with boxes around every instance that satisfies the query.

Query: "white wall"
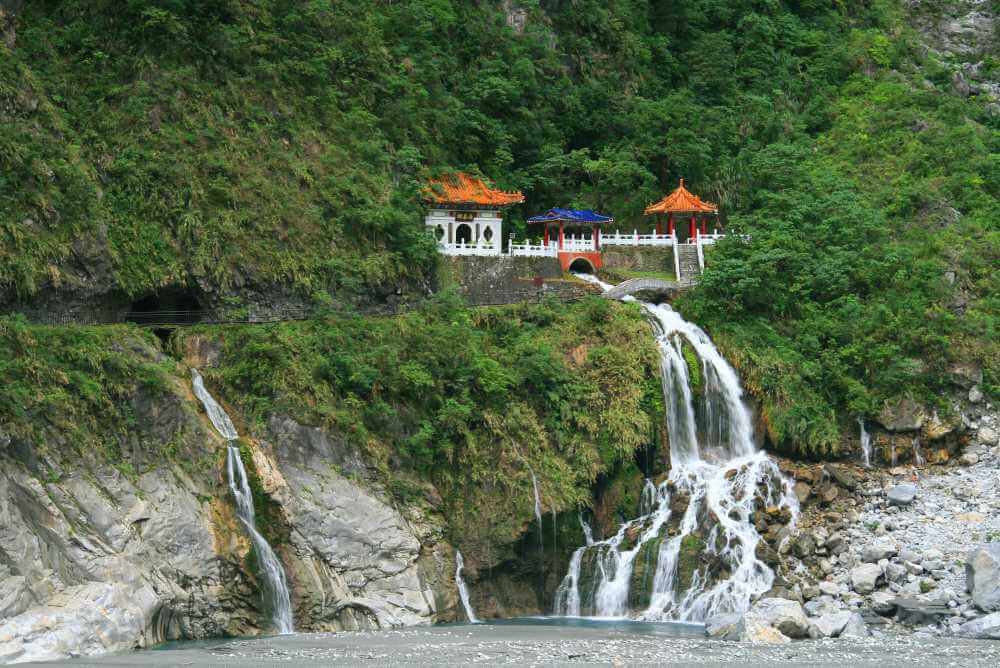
[425,208,502,251]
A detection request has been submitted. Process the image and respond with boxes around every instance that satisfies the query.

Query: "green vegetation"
[2,1,996,459]
[193,294,660,559]
[0,316,176,469]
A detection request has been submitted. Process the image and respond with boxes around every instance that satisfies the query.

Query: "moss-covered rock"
[676,533,705,595]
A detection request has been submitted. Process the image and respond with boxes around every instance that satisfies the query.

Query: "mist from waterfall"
[191,369,295,635]
[455,551,480,623]
[554,275,798,621]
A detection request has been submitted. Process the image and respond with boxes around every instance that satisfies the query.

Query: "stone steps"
[676,245,701,282]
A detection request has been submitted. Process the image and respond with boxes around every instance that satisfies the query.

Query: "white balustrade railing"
[509,241,558,257]
[557,234,597,251]
[601,230,675,247]
[437,229,733,259]
[438,241,501,256]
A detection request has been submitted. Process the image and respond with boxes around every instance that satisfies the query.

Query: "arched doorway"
[435,225,445,241]
[569,257,595,274]
[455,224,473,245]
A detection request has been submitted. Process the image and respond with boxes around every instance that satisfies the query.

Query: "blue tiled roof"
[527,208,613,224]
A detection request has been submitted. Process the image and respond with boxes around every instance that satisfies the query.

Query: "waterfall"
[530,468,544,550]
[640,479,657,515]
[455,551,479,623]
[912,436,925,466]
[580,515,595,546]
[191,369,294,635]
[859,418,871,467]
[555,275,798,621]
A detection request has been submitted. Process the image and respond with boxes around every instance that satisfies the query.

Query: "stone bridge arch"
[602,277,683,302]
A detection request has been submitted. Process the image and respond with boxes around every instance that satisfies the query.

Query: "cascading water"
[554,275,798,621]
[859,417,872,467]
[912,436,925,466]
[529,468,544,550]
[455,551,479,623]
[191,369,294,635]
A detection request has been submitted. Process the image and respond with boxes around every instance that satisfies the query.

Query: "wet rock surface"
[0,362,454,664]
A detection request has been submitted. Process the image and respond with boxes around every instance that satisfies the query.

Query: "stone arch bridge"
[601,277,688,301]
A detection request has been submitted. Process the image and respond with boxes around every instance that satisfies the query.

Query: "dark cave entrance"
[125,287,205,326]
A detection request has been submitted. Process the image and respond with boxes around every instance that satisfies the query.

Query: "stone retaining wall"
[442,255,592,305]
[601,246,675,273]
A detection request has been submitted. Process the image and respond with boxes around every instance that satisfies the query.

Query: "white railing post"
[673,231,681,280]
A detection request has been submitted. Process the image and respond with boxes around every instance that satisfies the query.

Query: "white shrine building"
[423,173,525,256]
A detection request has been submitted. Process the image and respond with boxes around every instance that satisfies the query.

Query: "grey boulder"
[809,611,852,638]
[894,597,951,625]
[851,563,882,595]
[959,611,1000,639]
[705,613,744,641]
[840,612,871,638]
[966,544,1000,612]
[743,598,810,639]
[887,484,917,507]
[862,536,898,563]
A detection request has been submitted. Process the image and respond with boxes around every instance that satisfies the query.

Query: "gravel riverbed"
[22,621,1000,667]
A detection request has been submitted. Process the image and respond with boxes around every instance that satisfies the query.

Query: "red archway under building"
[560,252,602,272]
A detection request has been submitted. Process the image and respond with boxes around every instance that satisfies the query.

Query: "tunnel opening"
[125,287,204,326]
[568,258,595,274]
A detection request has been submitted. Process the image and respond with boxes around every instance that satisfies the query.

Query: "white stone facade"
[426,208,503,256]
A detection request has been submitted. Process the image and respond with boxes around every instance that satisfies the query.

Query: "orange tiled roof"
[644,179,718,215]
[424,172,525,207]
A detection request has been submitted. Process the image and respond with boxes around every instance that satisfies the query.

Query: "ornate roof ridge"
[424,172,525,207]
[644,178,718,215]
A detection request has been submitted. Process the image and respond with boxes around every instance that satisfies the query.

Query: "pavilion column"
[667,213,674,236]
[543,224,549,246]
[689,216,696,242]
[593,223,600,250]
[558,221,564,250]
[701,216,707,236]
[656,214,663,236]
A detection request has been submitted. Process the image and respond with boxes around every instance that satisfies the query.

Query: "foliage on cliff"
[194,295,661,560]
[0,316,178,470]
[2,0,997,456]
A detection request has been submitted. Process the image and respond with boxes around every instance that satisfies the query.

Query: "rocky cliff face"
[0,342,457,664]
[909,0,998,109]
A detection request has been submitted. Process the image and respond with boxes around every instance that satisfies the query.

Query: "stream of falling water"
[191,369,295,635]
[530,468,544,551]
[455,551,480,623]
[859,418,872,467]
[553,275,798,621]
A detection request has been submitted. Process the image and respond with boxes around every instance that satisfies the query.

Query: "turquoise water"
[453,615,708,638]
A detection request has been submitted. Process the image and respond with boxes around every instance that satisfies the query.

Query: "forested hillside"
[1,0,997,454]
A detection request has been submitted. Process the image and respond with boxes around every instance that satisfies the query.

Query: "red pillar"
[689,216,696,242]
[593,223,600,250]
[667,213,674,236]
[543,224,549,246]
[656,214,663,236]
[700,216,707,236]
[558,221,564,250]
